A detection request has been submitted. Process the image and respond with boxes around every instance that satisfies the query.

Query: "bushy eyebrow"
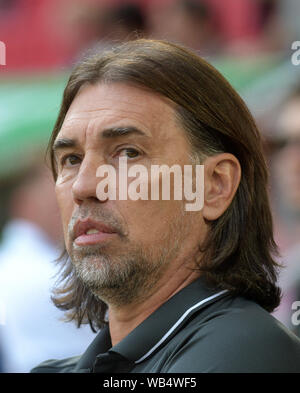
[52,138,78,153]
[101,126,148,139]
[52,126,149,154]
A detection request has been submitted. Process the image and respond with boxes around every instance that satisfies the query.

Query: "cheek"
[55,182,74,236]
[119,198,183,243]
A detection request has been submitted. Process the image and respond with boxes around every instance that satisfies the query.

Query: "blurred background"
[0,0,300,372]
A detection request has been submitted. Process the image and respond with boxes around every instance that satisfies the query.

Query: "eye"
[118,148,140,159]
[61,154,81,167]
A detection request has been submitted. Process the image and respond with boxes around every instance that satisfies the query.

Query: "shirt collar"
[74,276,228,371]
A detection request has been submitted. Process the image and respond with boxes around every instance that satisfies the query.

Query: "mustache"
[68,207,127,240]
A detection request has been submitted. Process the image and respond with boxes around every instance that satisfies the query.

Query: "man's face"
[54,82,204,306]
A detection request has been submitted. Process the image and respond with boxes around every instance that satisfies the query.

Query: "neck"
[108,268,200,346]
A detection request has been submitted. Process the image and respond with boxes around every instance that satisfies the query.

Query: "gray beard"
[67,198,191,307]
[69,222,183,307]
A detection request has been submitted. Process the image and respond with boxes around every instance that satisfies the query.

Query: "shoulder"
[30,356,81,373]
[164,297,300,372]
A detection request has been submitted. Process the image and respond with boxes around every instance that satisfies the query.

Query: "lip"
[73,218,117,246]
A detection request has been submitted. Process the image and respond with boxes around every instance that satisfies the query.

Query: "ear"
[202,153,241,221]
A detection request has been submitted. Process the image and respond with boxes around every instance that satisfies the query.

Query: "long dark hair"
[49,39,281,331]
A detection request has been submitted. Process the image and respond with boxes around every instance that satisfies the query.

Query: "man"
[31,39,300,373]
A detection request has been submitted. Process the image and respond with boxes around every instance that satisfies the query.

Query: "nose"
[72,155,106,205]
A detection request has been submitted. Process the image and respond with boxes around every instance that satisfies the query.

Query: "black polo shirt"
[31,277,300,373]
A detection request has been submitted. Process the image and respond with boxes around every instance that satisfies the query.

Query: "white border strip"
[135,289,228,363]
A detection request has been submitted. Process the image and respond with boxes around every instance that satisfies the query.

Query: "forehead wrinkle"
[66,89,176,122]
[61,86,184,148]
[64,105,153,126]
[62,111,157,142]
